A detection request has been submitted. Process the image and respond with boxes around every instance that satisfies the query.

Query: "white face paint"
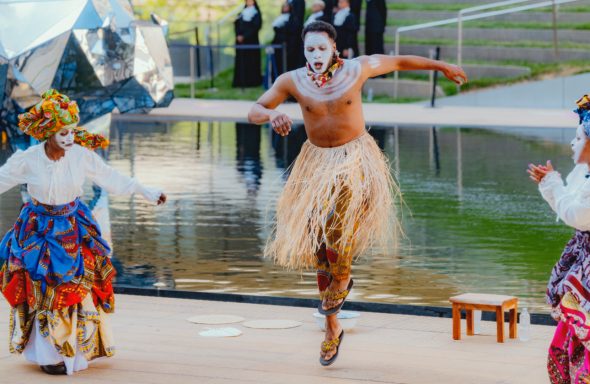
[304,33,334,74]
[571,124,588,164]
[54,126,76,151]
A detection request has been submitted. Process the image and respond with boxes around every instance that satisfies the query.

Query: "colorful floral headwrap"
[18,89,109,150]
[575,94,590,137]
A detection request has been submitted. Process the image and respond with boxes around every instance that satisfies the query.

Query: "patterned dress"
[0,143,161,374]
[540,165,590,383]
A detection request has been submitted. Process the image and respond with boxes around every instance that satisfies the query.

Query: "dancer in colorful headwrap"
[0,89,167,375]
[248,21,467,366]
[528,94,590,383]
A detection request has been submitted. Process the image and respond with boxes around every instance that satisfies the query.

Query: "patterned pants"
[315,186,355,297]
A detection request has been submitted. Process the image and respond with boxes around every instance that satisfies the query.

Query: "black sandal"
[40,363,66,375]
[319,329,345,366]
[318,278,354,315]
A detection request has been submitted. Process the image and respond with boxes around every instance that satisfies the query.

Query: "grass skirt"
[265,133,401,269]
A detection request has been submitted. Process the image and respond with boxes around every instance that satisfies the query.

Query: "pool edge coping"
[114,285,556,326]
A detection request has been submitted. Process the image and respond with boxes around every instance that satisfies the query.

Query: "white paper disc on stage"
[198,327,243,337]
[187,315,245,325]
[242,320,303,329]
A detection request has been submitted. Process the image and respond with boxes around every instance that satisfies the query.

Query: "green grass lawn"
[175,68,265,100]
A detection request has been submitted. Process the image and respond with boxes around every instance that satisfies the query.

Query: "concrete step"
[383,26,590,44]
[385,0,510,3]
[363,78,444,98]
[404,64,531,80]
[360,10,590,24]
[373,43,590,62]
[384,0,586,7]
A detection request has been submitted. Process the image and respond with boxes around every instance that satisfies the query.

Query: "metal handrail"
[393,0,581,98]
[201,5,244,73]
[214,5,243,49]
[457,0,580,67]
[169,43,287,97]
[457,0,534,67]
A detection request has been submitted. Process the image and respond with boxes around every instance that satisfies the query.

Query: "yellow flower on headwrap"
[17,89,109,150]
[575,94,590,137]
[577,94,590,112]
[18,89,80,141]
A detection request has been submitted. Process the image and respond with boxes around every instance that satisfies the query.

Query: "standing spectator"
[333,0,357,58]
[271,2,296,80]
[288,0,306,69]
[322,0,336,25]
[233,0,263,88]
[365,0,387,56]
[305,0,329,26]
[349,0,361,56]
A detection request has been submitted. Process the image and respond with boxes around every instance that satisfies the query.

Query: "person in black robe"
[322,0,336,25]
[333,0,358,59]
[287,0,306,69]
[236,123,263,195]
[233,0,263,88]
[365,0,387,56]
[349,0,361,56]
[271,2,297,80]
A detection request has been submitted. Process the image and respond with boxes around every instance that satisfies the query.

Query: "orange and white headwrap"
[18,89,109,150]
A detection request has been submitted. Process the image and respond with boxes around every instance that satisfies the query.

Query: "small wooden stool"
[449,293,518,343]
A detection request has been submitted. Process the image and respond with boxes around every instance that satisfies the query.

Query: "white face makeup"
[304,33,334,74]
[571,124,588,164]
[54,126,76,151]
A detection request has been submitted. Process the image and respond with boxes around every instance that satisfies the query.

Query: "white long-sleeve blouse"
[539,164,590,231]
[0,143,162,205]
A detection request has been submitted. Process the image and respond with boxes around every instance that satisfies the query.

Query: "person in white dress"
[528,94,590,383]
[0,89,166,375]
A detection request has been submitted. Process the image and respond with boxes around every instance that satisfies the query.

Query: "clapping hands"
[527,160,555,184]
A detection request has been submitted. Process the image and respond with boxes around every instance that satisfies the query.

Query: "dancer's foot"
[320,319,344,365]
[321,278,353,314]
[40,363,66,375]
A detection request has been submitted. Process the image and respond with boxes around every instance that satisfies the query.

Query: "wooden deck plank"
[0,294,553,383]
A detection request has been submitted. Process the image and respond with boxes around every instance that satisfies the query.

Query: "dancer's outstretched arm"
[358,54,468,85]
[248,73,293,136]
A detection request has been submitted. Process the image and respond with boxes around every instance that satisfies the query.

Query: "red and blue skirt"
[0,198,116,374]
[547,230,590,383]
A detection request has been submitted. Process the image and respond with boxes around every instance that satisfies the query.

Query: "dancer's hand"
[157,193,167,205]
[527,160,554,184]
[237,35,244,43]
[269,111,292,137]
[442,64,468,86]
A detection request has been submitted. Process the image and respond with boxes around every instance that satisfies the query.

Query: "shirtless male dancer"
[248,21,467,366]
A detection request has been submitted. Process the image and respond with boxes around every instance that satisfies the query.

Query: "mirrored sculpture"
[0,0,174,144]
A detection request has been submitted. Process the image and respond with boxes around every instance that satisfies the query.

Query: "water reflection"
[236,123,262,196]
[0,122,577,312]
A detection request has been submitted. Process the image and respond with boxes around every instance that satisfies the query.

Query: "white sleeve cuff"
[135,184,163,204]
[539,171,563,192]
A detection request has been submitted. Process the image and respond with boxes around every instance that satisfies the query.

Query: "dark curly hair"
[301,21,337,41]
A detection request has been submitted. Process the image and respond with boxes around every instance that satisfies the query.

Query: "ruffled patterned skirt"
[547,230,590,383]
[0,198,115,375]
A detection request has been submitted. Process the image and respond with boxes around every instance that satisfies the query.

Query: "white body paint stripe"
[291,59,362,102]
